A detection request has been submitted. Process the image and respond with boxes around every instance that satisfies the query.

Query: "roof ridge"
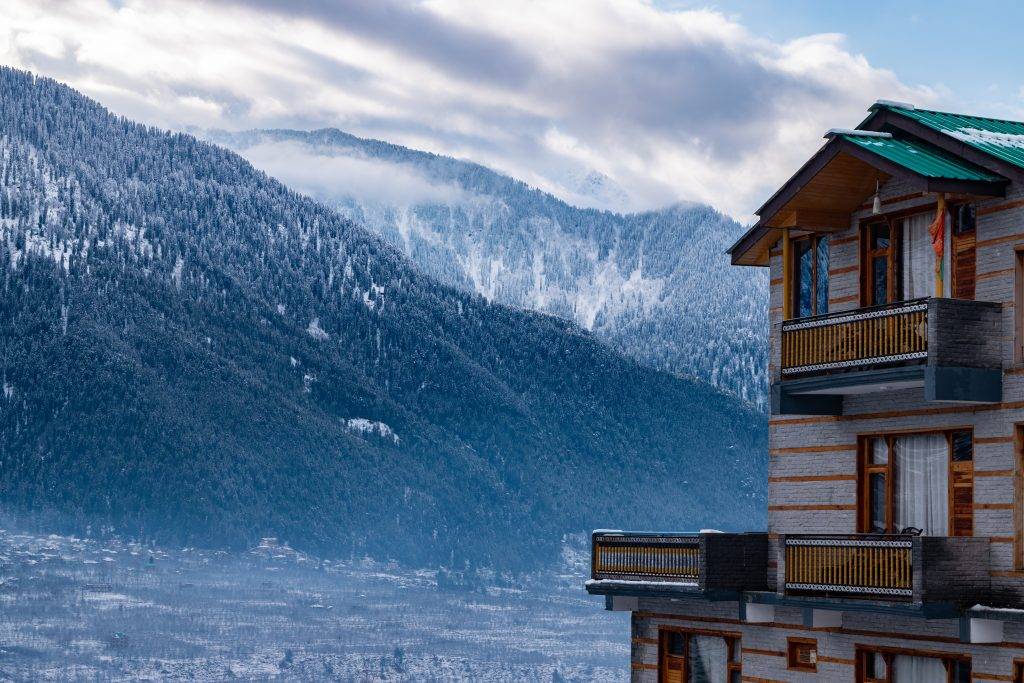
[884,102,1024,127]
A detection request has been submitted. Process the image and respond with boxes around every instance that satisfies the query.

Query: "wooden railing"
[591,532,700,582]
[781,298,928,376]
[784,536,913,599]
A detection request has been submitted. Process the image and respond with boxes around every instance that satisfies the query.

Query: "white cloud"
[0,0,940,219]
[238,139,467,207]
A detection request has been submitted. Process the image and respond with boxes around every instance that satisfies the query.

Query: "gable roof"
[729,103,1016,266]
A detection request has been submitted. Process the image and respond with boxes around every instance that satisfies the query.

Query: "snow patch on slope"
[344,418,399,444]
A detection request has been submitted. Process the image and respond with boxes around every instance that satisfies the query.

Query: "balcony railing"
[592,532,701,583]
[784,535,913,599]
[587,531,769,596]
[780,534,991,608]
[781,298,928,376]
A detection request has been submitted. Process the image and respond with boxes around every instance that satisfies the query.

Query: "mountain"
[202,129,770,408]
[0,68,766,571]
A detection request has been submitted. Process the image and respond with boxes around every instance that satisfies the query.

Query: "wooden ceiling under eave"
[764,151,891,230]
[731,151,891,266]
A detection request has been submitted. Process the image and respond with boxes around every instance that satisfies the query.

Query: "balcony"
[773,297,1002,415]
[585,531,769,600]
[779,534,991,614]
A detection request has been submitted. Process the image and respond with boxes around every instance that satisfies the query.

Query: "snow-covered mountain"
[204,130,769,408]
[0,68,766,570]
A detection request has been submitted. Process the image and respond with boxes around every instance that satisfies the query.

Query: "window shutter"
[953,205,976,300]
[951,460,974,537]
[664,658,683,683]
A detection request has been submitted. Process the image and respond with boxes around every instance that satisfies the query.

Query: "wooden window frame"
[859,203,944,307]
[786,637,817,673]
[862,219,898,306]
[1014,246,1024,365]
[658,626,741,683]
[1016,424,1024,571]
[950,202,977,300]
[790,233,829,318]
[855,645,969,683]
[1014,658,1024,683]
[857,428,973,535]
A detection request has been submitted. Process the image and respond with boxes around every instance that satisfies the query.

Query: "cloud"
[237,139,468,207]
[0,0,940,219]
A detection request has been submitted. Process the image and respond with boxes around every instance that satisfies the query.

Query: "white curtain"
[894,434,949,535]
[902,211,951,299]
[893,654,947,682]
[687,635,727,683]
[902,213,932,298]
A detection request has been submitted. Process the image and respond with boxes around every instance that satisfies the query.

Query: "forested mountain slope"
[205,129,769,408]
[0,68,765,570]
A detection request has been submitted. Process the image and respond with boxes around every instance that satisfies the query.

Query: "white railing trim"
[782,301,927,332]
[785,537,913,549]
[781,350,928,375]
[785,582,912,597]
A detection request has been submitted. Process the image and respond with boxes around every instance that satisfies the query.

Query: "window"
[787,638,817,672]
[859,430,973,536]
[864,221,896,305]
[857,647,970,682]
[1015,659,1024,683]
[659,629,741,683]
[792,234,829,317]
[951,203,976,300]
[861,207,956,306]
[1016,425,1024,571]
[1015,248,1024,364]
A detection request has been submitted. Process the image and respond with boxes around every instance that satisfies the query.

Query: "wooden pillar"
[781,228,792,319]
[935,194,946,297]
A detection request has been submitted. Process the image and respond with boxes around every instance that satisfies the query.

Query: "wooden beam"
[776,210,850,231]
[781,228,792,319]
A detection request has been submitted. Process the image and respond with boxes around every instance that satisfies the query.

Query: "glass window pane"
[893,434,950,536]
[687,636,728,683]
[893,654,947,681]
[863,652,887,678]
[668,631,685,656]
[870,437,889,464]
[872,255,889,305]
[956,204,976,235]
[952,431,973,462]
[870,473,887,532]
[795,239,813,317]
[872,224,890,249]
[816,236,829,314]
[902,213,936,300]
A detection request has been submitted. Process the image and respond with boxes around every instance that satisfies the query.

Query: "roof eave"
[730,134,1007,267]
[726,221,775,267]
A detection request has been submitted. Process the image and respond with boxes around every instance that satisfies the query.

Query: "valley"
[0,522,627,681]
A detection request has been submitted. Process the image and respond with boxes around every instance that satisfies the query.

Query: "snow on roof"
[948,127,1024,150]
[873,99,916,110]
[824,128,892,139]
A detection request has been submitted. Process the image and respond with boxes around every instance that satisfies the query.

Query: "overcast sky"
[4,0,1013,219]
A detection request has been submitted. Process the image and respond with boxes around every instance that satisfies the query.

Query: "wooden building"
[587,101,1024,681]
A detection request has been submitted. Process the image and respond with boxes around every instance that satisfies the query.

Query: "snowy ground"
[0,528,627,681]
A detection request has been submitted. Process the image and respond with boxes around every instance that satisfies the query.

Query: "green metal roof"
[838,131,1004,181]
[877,103,1024,170]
